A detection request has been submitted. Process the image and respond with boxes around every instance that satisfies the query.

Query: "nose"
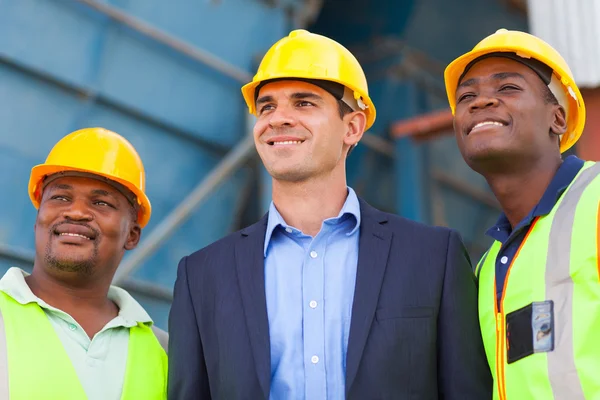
[62,198,93,222]
[268,104,297,129]
[470,95,499,111]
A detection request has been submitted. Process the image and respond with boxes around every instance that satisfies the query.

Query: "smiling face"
[252,80,366,183]
[453,57,566,172]
[34,175,141,278]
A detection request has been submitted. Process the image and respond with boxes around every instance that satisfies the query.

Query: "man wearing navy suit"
[168,29,491,400]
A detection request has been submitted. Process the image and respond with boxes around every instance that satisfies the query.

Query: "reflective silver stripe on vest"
[0,309,7,399]
[546,162,600,399]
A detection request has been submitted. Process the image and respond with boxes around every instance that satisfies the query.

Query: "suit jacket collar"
[235,199,392,398]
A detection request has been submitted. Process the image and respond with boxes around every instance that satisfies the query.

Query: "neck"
[484,157,562,228]
[271,167,349,237]
[25,263,114,314]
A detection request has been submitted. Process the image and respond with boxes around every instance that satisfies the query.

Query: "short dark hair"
[542,84,559,105]
[337,99,354,118]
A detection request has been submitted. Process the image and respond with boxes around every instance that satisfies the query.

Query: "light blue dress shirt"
[264,187,361,400]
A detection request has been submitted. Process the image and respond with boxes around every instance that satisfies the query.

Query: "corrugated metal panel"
[527,0,600,88]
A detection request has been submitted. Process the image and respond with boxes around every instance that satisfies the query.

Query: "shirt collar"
[0,267,153,327]
[264,186,361,256]
[486,155,585,240]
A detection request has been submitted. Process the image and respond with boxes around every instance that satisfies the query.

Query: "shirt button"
[285,227,293,233]
[69,324,77,331]
[311,355,319,364]
[309,300,318,309]
[500,256,508,264]
[310,251,318,258]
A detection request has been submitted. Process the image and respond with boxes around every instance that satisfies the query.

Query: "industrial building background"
[1,0,598,329]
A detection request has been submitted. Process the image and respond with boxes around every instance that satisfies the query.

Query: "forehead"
[257,80,332,100]
[459,57,539,85]
[44,175,121,197]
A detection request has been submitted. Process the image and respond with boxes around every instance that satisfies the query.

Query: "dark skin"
[25,175,141,339]
[453,57,567,229]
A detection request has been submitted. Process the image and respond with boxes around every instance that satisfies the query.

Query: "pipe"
[71,0,253,83]
[0,244,35,265]
[112,134,257,285]
[391,108,454,141]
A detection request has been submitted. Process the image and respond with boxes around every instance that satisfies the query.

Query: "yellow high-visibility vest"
[477,161,600,399]
[0,291,167,399]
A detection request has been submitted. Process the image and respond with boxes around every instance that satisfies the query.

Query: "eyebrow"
[46,183,72,193]
[458,72,526,89]
[256,92,324,107]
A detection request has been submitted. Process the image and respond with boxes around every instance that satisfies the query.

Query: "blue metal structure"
[0,0,528,328]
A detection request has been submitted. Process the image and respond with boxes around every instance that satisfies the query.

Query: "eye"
[50,195,69,202]
[457,93,475,103]
[94,200,115,208]
[500,84,520,91]
[297,101,314,107]
[258,104,275,115]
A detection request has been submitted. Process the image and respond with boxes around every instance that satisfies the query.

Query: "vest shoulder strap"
[150,324,169,354]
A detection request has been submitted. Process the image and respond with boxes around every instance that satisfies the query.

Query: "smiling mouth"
[58,232,92,240]
[267,140,305,146]
[468,120,507,135]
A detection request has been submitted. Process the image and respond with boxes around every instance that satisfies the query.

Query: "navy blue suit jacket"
[168,199,492,399]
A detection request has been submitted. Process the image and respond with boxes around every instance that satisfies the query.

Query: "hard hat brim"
[29,164,152,228]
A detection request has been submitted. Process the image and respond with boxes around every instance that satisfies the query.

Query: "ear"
[124,223,142,251]
[343,111,367,148]
[550,104,567,136]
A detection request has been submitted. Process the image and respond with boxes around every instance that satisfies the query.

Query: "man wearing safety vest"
[445,28,599,399]
[0,128,168,399]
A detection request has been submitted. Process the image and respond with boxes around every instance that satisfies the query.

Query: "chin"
[45,248,98,276]
[463,145,518,173]
[267,164,312,182]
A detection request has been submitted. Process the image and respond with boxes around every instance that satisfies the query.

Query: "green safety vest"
[0,291,168,399]
[476,161,600,399]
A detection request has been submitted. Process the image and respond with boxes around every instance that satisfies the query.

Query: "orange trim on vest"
[494,217,539,400]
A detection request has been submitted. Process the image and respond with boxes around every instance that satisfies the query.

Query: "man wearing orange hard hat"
[445,28,600,399]
[0,127,168,399]
[168,29,491,399]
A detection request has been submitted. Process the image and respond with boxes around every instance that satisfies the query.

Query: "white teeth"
[272,140,302,145]
[472,121,504,130]
[59,233,91,240]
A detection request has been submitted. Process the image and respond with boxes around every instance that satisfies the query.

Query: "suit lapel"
[235,215,270,399]
[345,200,392,395]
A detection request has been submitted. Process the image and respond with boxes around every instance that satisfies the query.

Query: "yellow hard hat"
[29,127,152,228]
[444,28,586,153]
[241,29,376,130]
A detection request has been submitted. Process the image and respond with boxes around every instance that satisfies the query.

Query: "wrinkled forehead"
[42,171,137,206]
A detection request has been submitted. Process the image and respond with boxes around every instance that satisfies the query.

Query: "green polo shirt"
[0,267,153,400]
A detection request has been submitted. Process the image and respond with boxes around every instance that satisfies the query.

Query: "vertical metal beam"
[393,82,428,222]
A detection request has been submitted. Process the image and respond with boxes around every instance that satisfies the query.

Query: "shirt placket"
[302,230,327,399]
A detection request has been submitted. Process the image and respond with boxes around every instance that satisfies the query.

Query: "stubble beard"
[44,237,99,277]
